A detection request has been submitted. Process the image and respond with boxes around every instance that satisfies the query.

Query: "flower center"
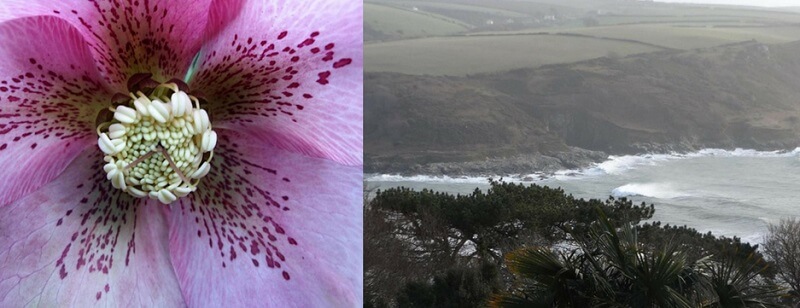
[96,83,216,204]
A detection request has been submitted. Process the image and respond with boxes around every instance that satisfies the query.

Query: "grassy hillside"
[366,0,800,41]
[365,34,662,75]
[366,0,800,75]
[365,3,469,41]
[365,41,800,173]
[553,24,800,49]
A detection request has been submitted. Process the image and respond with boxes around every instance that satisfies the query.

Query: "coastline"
[365,147,608,177]
[366,146,800,181]
[366,148,800,245]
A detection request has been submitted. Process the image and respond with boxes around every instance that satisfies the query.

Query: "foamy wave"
[365,148,800,183]
[611,183,689,199]
[364,174,491,184]
[593,153,679,175]
[365,172,564,183]
[688,147,800,158]
[589,147,800,176]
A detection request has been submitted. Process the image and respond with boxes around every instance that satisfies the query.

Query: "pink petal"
[0,150,184,306]
[0,0,243,89]
[0,16,112,206]
[190,0,363,166]
[168,130,362,306]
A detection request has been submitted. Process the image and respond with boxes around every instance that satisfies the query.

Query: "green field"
[399,1,527,18]
[431,0,586,17]
[566,24,800,49]
[365,34,660,76]
[611,5,800,24]
[473,23,800,50]
[366,0,800,39]
[365,3,469,40]
[365,0,800,75]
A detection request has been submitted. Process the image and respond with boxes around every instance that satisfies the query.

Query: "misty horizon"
[655,0,799,7]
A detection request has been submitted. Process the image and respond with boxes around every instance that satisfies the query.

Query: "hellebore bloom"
[0,0,362,306]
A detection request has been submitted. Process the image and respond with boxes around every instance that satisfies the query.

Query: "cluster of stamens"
[97,83,216,204]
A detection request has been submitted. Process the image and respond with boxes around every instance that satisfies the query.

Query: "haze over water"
[655,0,797,7]
[367,149,800,245]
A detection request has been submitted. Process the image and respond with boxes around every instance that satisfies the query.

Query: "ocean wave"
[364,174,492,184]
[585,147,800,176]
[365,147,800,183]
[687,147,800,158]
[592,153,679,175]
[611,183,689,199]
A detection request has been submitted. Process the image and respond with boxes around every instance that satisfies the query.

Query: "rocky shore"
[365,141,800,177]
[365,147,609,176]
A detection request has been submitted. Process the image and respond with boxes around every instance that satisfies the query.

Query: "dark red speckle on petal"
[191,28,354,125]
[59,265,68,279]
[333,58,352,69]
[46,153,144,305]
[0,50,104,162]
[172,137,302,285]
[316,71,330,85]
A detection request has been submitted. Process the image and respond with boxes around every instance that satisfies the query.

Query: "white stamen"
[157,189,177,204]
[108,124,127,139]
[193,109,210,133]
[171,91,191,117]
[127,187,147,198]
[107,168,119,180]
[114,105,138,124]
[133,96,151,116]
[148,99,170,123]
[111,172,126,190]
[173,185,195,198]
[201,130,217,152]
[190,162,211,179]
[96,88,216,204]
[103,162,117,173]
[98,133,124,155]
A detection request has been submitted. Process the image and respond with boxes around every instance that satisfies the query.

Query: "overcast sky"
[655,0,798,7]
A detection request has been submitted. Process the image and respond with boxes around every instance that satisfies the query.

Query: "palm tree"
[492,208,699,307]
[699,250,783,308]
[492,207,784,307]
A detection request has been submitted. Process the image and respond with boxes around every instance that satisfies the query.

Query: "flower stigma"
[96,82,217,204]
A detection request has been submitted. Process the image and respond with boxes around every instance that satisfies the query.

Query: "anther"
[96,83,216,204]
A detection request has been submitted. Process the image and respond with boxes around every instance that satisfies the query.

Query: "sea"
[365,148,800,245]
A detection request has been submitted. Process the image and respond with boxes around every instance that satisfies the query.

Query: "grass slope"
[365,3,469,41]
[366,34,661,76]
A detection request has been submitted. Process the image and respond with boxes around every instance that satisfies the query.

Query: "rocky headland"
[366,41,800,176]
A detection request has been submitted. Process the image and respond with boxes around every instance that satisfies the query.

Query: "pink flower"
[0,0,362,306]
